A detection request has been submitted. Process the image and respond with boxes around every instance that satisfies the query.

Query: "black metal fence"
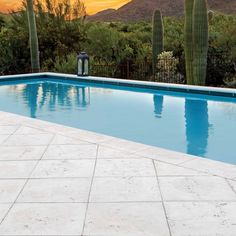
[1,54,235,86]
[91,58,185,84]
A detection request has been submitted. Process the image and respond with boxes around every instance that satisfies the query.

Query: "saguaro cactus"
[26,0,40,72]
[184,0,194,85]
[192,0,209,85]
[152,9,164,74]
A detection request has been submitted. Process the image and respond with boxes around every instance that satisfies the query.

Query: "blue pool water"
[0,78,235,164]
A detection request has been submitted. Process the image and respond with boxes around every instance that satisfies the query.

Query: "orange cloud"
[0,0,131,14]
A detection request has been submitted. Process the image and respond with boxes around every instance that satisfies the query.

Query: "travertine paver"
[97,145,140,159]
[159,176,236,201]
[0,161,37,179]
[90,177,161,202]
[0,204,11,222]
[3,133,54,146]
[0,125,19,135]
[0,111,235,236]
[136,146,197,164]
[0,180,26,203]
[0,146,47,161]
[17,178,91,203]
[154,161,206,176]
[0,203,87,235]
[181,158,236,179]
[31,160,95,178]
[165,202,236,236]
[84,203,170,236]
[0,135,9,144]
[94,158,156,177]
[43,144,97,160]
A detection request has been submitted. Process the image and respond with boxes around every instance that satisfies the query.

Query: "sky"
[0,0,131,15]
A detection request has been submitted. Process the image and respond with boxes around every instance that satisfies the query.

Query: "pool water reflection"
[0,79,235,164]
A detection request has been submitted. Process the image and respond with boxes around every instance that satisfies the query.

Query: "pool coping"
[0,72,236,98]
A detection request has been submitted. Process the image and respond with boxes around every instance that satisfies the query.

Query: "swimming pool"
[0,73,235,164]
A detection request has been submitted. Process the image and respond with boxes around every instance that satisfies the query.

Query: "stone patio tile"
[24,119,78,134]
[17,178,91,203]
[180,158,236,180]
[0,161,37,179]
[14,126,47,135]
[155,161,207,176]
[3,134,54,146]
[136,147,196,164]
[0,203,87,235]
[90,177,161,202]
[97,145,139,159]
[0,135,10,144]
[101,137,150,153]
[84,203,170,236]
[227,179,236,194]
[0,125,19,135]
[0,115,24,125]
[65,129,112,144]
[0,180,26,203]
[31,160,95,178]
[159,176,236,201]
[43,144,97,160]
[0,146,47,161]
[95,159,156,177]
[51,134,90,145]
[165,202,236,236]
[0,204,11,222]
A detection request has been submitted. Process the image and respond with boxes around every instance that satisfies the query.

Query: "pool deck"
[0,110,235,236]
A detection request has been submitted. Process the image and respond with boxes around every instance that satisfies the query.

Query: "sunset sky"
[0,0,131,15]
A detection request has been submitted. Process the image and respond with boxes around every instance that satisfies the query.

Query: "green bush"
[52,53,77,74]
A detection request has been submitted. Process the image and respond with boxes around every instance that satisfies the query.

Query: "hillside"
[88,0,236,22]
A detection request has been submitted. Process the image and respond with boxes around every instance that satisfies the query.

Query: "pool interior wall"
[0,72,235,165]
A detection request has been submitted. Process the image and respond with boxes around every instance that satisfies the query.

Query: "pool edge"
[0,72,235,98]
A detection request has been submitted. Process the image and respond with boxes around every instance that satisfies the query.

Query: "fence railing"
[1,54,235,86]
[91,58,185,84]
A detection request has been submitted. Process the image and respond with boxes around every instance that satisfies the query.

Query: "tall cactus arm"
[27,0,40,72]
[192,0,209,85]
[184,0,194,85]
[152,9,164,75]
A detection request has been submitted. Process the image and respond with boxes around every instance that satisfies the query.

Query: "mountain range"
[88,0,236,22]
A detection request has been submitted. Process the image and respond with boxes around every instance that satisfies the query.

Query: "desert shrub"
[154,51,184,83]
[51,53,77,74]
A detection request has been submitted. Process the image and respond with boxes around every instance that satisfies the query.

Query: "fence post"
[127,60,130,80]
